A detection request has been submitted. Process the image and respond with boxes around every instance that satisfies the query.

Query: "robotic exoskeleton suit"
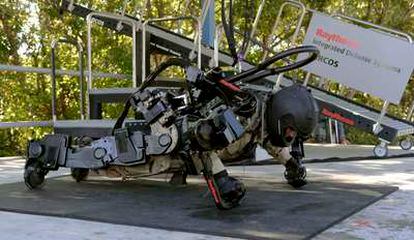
[24,45,319,210]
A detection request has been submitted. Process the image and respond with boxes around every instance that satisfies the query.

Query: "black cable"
[239,0,254,56]
[226,45,319,83]
[113,100,131,133]
[112,43,317,133]
[113,58,191,132]
[221,0,238,66]
[140,58,191,90]
[221,0,255,64]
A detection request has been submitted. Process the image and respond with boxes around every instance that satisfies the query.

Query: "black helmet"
[266,84,319,147]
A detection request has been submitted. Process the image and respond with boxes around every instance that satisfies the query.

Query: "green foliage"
[344,125,379,145]
[1,0,414,156]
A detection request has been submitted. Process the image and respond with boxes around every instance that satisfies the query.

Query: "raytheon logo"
[317,55,339,68]
[316,27,360,49]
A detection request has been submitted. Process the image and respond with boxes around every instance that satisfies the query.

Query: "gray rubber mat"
[0,177,397,240]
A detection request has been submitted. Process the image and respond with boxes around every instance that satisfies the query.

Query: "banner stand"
[329,13,413,156]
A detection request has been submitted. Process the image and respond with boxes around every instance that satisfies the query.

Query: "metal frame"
[177,0,211,35]
[263,0,307,90]
[317,77,340,144]
[315,94,403,143]
[327,118,334,144]
[0,121,53,129]
[302,72,311,86]
[116,0,129,31]
[60,0,232,68]
[234,0,267,72]
[0,64,131,129]
[243,0,266,58]
[51,38,85,121]
[176,0,192,34]
[407,102,414,122]
[142,16,202,81]
[332,13,413,42]
[86,12,139,119]
[262,0,306,61]
[212,23,224,68]
[0,64,130,79]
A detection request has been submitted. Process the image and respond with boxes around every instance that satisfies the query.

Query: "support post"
[136,31,150,84]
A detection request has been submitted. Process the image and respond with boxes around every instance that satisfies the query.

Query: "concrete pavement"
[230,153,414,240]
[0,144,413,239]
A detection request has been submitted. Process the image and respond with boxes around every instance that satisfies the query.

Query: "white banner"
[301,13,414,104]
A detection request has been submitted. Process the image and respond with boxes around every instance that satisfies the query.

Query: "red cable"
[218,79,241,92]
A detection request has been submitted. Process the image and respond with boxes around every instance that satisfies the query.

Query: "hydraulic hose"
[114,58,191,132]
[221,0,238,65]
[226,45,319,83]
[114,43,318,131]
[139,58,191,90]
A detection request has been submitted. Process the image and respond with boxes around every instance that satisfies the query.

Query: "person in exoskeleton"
[218,84,320,188]
[24,43,319,210]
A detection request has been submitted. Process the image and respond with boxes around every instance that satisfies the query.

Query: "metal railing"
[51,38,85,121]
[86,12,140,119]
[86,12,139,88]
[260,0,308,91]
[243,0,266,58]
[212,23,224,68]
[262,0,307,61]
[0,64,130,79]
[407,103,414,122]
[0,121,54,129]
[142,16,202,81]
[0,64,131,129]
